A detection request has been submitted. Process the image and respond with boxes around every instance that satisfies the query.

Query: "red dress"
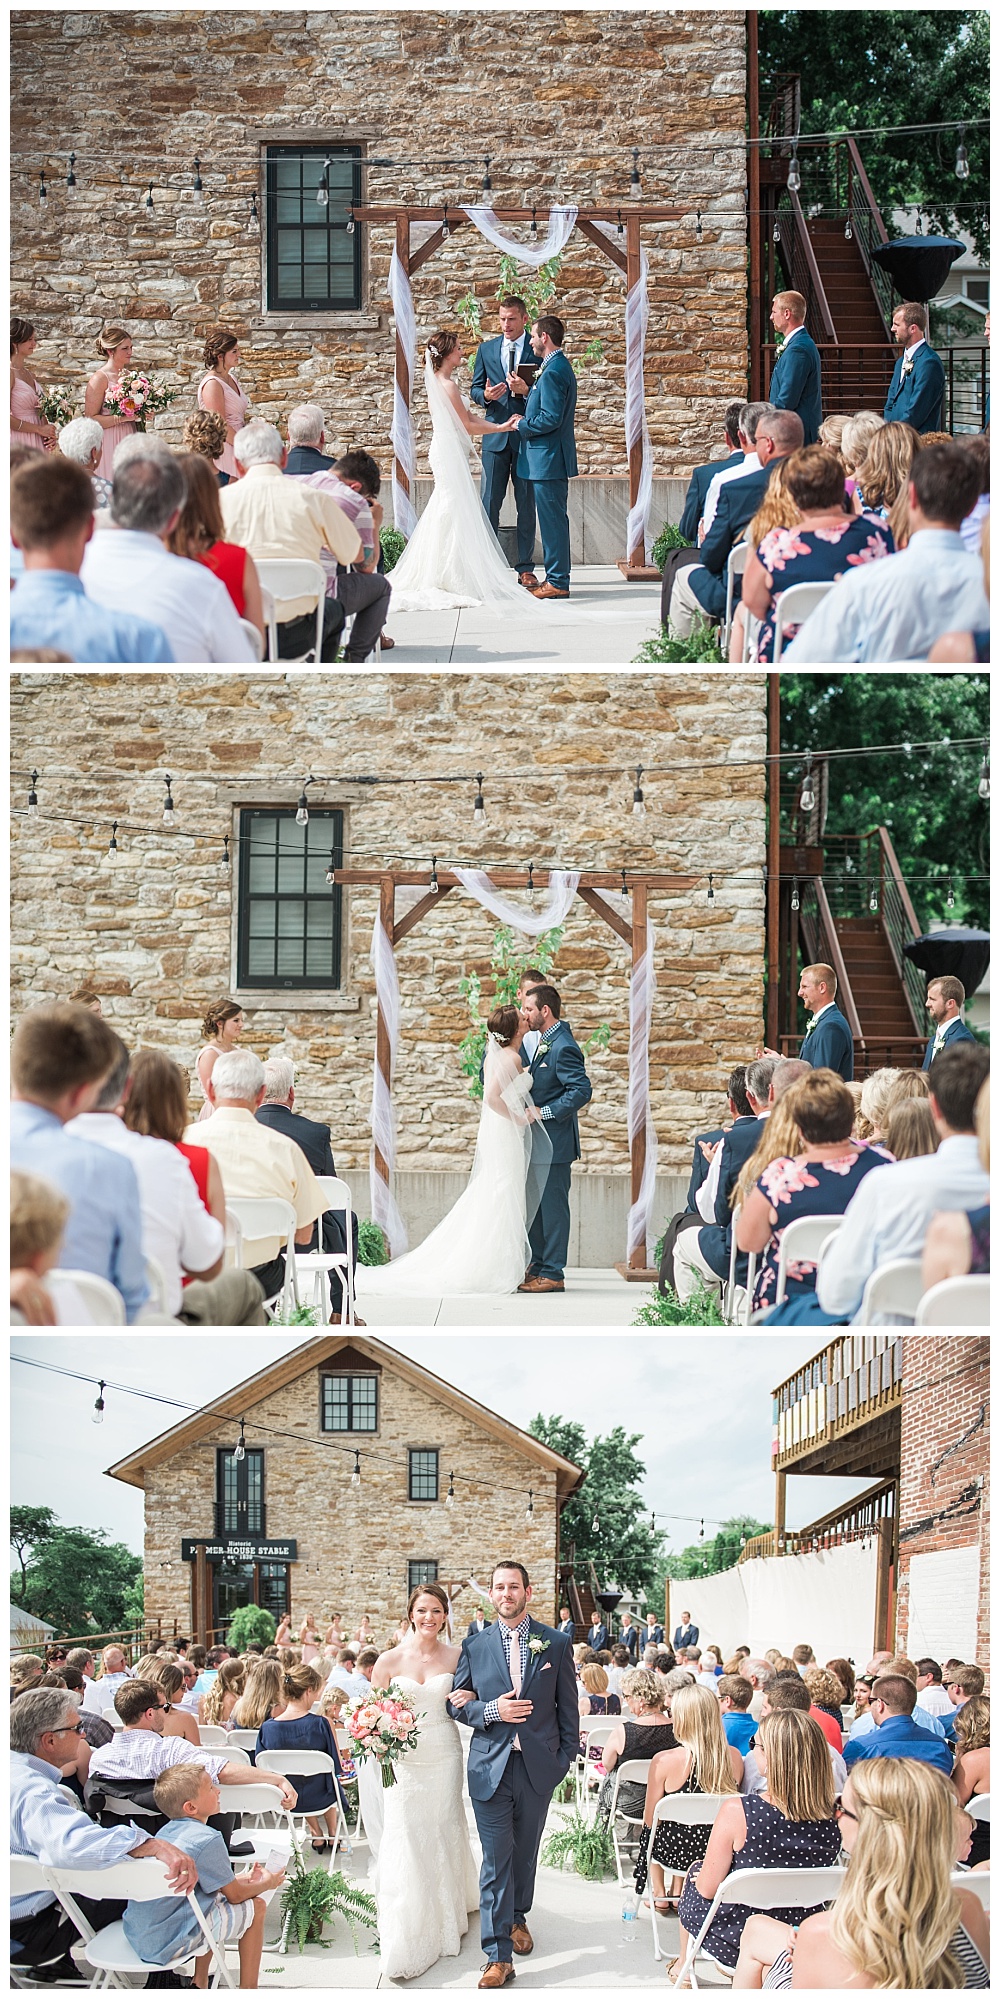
[200,539,247,616]
[177,1140,214,1288]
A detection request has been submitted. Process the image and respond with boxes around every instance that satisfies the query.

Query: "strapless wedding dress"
[372,1673,480,1980]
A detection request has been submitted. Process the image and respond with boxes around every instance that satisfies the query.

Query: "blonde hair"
[230,1657,284,1729]
[953,1693,989,1754]
[803,1666,845,1708]
[10,1655,45,1690]
[818,412,849,452]
[859,1067,903,1135]
[580,1663,609,1696]
[884,1098,938,1160]
[10,1170,69,1264]
[200,1658,245,1723]
[732,1094,803,1210]
[96,324,130,357]
[856,421,920,511]
[747,454,801,549]
[153,1762,206,1817]
[841,411,885,473]
[828,1760,964,1987]
[773,290,807,321]
[282,1660,322,1703]
[621,1666,665,1709]
[670,1683,739,1795]
[758,1710,835,1821]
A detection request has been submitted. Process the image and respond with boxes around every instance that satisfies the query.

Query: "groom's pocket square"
[540,1663,552,1671]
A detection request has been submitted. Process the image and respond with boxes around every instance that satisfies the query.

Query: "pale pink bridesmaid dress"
[10,375,48,452]
[95,365,138,479]
[198,371,250,478]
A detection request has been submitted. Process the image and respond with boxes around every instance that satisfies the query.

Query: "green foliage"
[379,526,407,573]
[529,1417,661,1595]
[279,1851,378,1953]
[454,258,604,374]
[357,1220,389,1267]
[663,1514,772,1582]
[275,1303,322,1326]
[780,672,990,927]
[225,1605,276,1651]
[458,924,564,1100]
[569,336,606,378]
[633,618,724,664]
[10,1506,58,1602]
[541,1806,616,1880]
[122,1572,145,1628]
[11,1508,142,1635]
[759,11,990,258]
[650,521,692,571]
[631,1282,726,1328]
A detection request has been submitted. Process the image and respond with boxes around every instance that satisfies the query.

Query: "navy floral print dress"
[752,516,894,661]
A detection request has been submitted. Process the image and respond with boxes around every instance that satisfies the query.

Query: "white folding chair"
[605,1756,653,1885]
[741,609,762,661]
[966,1793,990,1823]
[198,1722,230,1746]
[239,616,264,660]
[255,1749,350,1872]
[773,1215,844,1306]
[295,1174,356,1325]
[677,1863,847,1986]
[856,1256,925,1325]
[722,541,749,654]
[45,1855,238,1990]
[224,1195,299,1318]
[143,1254,170,1313]
[953,1868,991,1912]
[47,1268,125,1325]
[771,580,834,661]
[575,1719,619,1809]
[225,1727,262,1752]
[647,1793,729,1961]
[915,1275,991,1325]
[215,1779,299,1870]
[255,559,327,662]
[10,1858,77,1987]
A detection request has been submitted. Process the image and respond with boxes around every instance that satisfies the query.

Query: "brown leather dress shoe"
[517,1275,565,1293]
[511,1923,534,1956]
[518,570,538,589]
[532,581,570,599]
[479,1964,515,1989]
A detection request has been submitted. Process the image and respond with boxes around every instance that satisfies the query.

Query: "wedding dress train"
[371,1673,481,1981]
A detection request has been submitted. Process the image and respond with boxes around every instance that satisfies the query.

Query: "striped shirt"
[88,1730,227,1785]
[484,1615,531,1728]
[11,1753,143,1919]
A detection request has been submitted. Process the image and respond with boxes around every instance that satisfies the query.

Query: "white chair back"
[198,1722,229,1746]
[143,1254,169,1313]
[255,558,326,662]
[679,1864,847,1986]
[47,1268,125,1325]
[648,1792,730,1959]
[223,1195,299,1316]
[226,1726,261,1750]
[722,540,749,652]
[215,1779,288,1817]
[296,1174,356,1324]
[607,1756,653,1885]
[966,1793,990,1823]
[857,1256,925,1325]
[46,1856,238,1989]
[239,616,264,660]
[774,1215,843,1305]
[915,1275,991,1325]
[953,1866,990,1911]
[216,1741,251,1764]
[772,581,833,661]
[256,1748,338,1777]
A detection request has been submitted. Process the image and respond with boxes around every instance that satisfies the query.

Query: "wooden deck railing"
[772,1335,904,1472]
[740,1476,897,1561]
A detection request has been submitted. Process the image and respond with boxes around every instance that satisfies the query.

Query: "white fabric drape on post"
[450,867,581,934]
[369,910,409,1254]
[626,920,658,1261]
[592,221,653,561]
[387,247,417,539]
[461,205,579,265]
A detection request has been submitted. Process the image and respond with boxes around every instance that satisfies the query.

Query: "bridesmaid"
[11,317,58,452]
[195,997,244,1121]
[197,326,249,485]
[84,325,137,480]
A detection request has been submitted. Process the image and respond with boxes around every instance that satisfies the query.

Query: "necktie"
[503,339,513,379]
[508,1627,522,1747]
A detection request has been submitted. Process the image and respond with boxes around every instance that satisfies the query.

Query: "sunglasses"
[835,1802,858,1822]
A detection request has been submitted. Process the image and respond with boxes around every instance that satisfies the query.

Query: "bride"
[361,1005,551,1297]
[370,1582,481,1981]
[388,330,543,613]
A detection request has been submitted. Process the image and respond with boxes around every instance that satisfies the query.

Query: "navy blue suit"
[883,341,946,434]
[769,328,823,444]
[697,1114,767,1281]
[468,1617,491,1639]
[470,331,537,567]
[643,1624,664,1647]
[688,462,776,620]
[619,1623,639,1658]
[922,1016,978,1070]
[527,1018,592,1282]
[451,1619,578,1963]
[589,1622,608,1653]
[800,1004,855,1081]
[284,443,336,477]
[679,451,744,543]
[515,350,578,592]
[255,1101,358,1310]
[673,1621,699,1650]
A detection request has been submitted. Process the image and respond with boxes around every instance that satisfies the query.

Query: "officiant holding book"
[470,295,539,587]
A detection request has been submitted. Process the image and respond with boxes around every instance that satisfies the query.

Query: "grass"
[633,616,724,664]
[632,1280,725,1327]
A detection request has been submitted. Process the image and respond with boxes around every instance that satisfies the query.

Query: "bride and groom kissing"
[371,1563,579,1985]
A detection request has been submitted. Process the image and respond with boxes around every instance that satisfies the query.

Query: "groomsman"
[673,1611,699,1651]
[588,1611,608,1652]
[796,963,854,1081]
[470,296,538,585]
[768,291,822,444]
[468,1604,490,1639]
[619,1613,639,1658]
[923,976,978,1069]
[883,302,947,434]
[519,984,593,1293]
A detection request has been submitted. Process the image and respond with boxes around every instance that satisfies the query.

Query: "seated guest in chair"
[124,1761,284,1988]
[285,427,393,661]
[667,410,805,638]
[220,420,362,660]
[256,1056,360,1324]
[679,400,748,542]
[740,446,894,663]
[10,456,174,662]
[673,1058,775,1305]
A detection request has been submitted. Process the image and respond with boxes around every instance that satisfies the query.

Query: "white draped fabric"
[369,910,409,1254]
[679,1541,880,1667]
[387,247,418,539]
[460,204,579,266]
[450,867,581,934]
[626,920,658,1260]
[588,222,654,561]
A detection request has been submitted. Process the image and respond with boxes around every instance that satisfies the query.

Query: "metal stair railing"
[874,826,927,1034]
[841,136,894,338]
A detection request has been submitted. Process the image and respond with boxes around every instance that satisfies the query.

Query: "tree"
[781,673,989,928]
[759,12,989,259]
[11,1512,143,1637]
[661,1515,772,1585]
[529,1415,662,1597]
[10,1505,58,1603]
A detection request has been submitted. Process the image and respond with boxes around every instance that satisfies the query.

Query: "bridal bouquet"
[102,369,178,430]
[36,387,79,428]
[344,1682,420,1788]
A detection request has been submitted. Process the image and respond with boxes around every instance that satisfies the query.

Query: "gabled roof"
[105,1334,586,1500]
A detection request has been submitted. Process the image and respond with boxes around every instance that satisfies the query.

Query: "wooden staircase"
[805,217,896,412]
[834,917,920,1061]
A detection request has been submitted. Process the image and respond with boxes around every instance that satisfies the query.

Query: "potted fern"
[541,1806,616,1880]
[279,1849,378,1952]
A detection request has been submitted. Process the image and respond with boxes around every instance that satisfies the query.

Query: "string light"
[631,765,646,818]
[799,752,816,814]
[869,883,879,913]
[145,183,155,212]
[630,147,641,194]
[233,1418,246,1463]
[162,776,175,828]
[316,158,330,207]
[296,778,315,827]
[591,1512,600,1533]
[946,879,956,909]
[706,873,715,904]
[249,192,260,232]
[222,835,230,870]
[955,127,970,180]
[787,148,801,195]
[107,821,119,863]
[621,868,629,899]
[430,855,439,894]
[530,206,538,240]
[773,221,781,244]
[525,1488,534,1520]
[445,1472,456,1509]
[192,158,203,201]
[350,1449,362,1487]
[39,169,48,206]
[346,207,355,235]
[844,216,853,241]
[790,877,800,912]
[698,1519,705,1540]
[695,211,703,240]
[441,202,450,239]
[91,1381,106,1425]
[616,208,624,240]
[66,153,77,192]
[978,756,990,800]
[482,157,492,193]
[27,771,38,817]
[472,774,486,826]
[527,862,535,896]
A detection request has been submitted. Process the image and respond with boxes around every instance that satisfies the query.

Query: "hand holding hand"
[497,1694,534,1724]
[502,415,523,432]
[449,1687,475,1708]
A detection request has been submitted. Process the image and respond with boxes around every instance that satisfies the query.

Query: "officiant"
[470,296,538,588]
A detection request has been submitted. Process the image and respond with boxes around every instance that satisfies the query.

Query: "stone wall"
[12,9,748,481]
[896,1338,989,1665]
[138,1349,565,1634]
[11,671,769,1189]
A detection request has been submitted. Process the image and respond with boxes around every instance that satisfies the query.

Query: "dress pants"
[668,565,717,639]
[532,479,571,592]
[336,569,392,658]
[277,596,346,661]
[527,1161,573,1281]
[474,1754,550,1963]
[481,438,537,568]
[672,1226,725,1303]
[659,547,701,624]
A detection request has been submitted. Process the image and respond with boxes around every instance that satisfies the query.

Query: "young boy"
[718,1673,757,1755]
[123,1763,285,1988]
[9,1169,92,1324]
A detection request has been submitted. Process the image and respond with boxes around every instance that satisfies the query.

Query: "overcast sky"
[10,1333,875,1568]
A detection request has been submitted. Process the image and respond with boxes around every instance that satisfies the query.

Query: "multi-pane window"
[265,146,362,312]
[321,1374,378,1433]
[408,1449,439,1502]
[408,1560,439,1591]
[216,1448,265,1535]
[237,808,342,990]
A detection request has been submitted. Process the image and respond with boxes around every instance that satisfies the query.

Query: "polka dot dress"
[677,1794,842,1969]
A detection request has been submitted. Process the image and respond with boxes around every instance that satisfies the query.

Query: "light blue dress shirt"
[782,530,989,662]
[10,570,174,662]
[816,1135,989,1324]
[848,1704,947,1741]
[11,1752,144,1919]
[10,1100,149,1319]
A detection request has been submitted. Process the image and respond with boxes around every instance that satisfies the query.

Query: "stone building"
[106,1333,585,1644]
[12,8,748,534]
[11,670,768,1255]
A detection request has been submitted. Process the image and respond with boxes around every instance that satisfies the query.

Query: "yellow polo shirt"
[220,463,363,620]
[183,1106,327,1264]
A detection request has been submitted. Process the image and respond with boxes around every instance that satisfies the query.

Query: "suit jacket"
[679,451,744,543]
[800,1004,855,1082]
[589,1623,608,1653]
[470,332,534,456]
[467,1618,491,1639]
[255,1101,357,1260]
[516,351,578,482]
[528,1018,592,1165]
[686,1125,727,1213]
[619,1624,639,1657]
[697,1113,767,1279]
[643,1625,664,1647]
[450,1617,579,1800]
[883,341,946,434]
[922,1017,978,1070]
[769,328,823,444]
[673,1622,699,1650]
[284,443,337,477]
[688,461,777,620]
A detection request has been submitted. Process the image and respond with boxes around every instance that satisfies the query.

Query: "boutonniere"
[901,357,914,378]
[528,1637,550,1657]
[537,1040,550,1057]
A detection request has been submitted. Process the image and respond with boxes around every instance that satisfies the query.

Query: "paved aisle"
[354,1267,643,1327]
[384,567,661,664]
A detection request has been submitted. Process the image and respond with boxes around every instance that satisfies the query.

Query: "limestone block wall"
[11,671,767,1179]
[12,9,748,480]
[11,671,768,1175]
[140,1354,563,1634]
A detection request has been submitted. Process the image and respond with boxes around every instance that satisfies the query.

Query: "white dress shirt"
[70,1114,224,1317]
[81,528,255,662]
[917,1683,955,1717]
[182,1106,327,1264]
[817,1134,989,1323]
[88,1729,227,1784]
[782,529,990,665]
[701,452,762,539]
[696,1112,768,1223]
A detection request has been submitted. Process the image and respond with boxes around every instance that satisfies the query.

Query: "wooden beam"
[392,882,454,944]
[575,216,628,276]
[354,205,682,225]
[332,868,698,892]
[576,884,633,948]
[393,213,411,523]
[628,879,648,1271]
[374,876,394,1190]
[410,219,470,275]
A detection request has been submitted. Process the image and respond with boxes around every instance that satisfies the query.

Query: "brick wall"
[896,1337,989,1664]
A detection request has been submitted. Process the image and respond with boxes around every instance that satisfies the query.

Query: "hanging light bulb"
[295,787,310,826]
[222,835,231,871]
[869,883,879,914]
[316,159,330,207]
[107,821,119,863]
[430,856,439,894]
[473,773,487,825]
[978,755,990,800]
[527,862,535,897]
[787,149,801,195]
[162,776,175,828]
[616,208,624,240]
[530,206,538,240]
[249,192,260,232]
[632,765,646,817]
[28,771,39,817]
[621,868,629,900]
[39,169,48,206]
[350,1449,362,1487]
[706,873,715,904]
[66,152,77,192]
[591,1512,600,1534]
[233,1418,246,1463]
[346,206,355,235]
[739,1534,746,1549]
[445,1473,456,1509]
[699,1519,705,1541]
[845,852,855,873]
[955,128,970,181]
[326,842,338,886]
[695,211,703,240]
[630,147,641,195]
[192,158,204,202]
[844,216,853,241]
[482,157,492,193]
[525,1488,534,1521]
[799,751,816,814]
[946,879,956,909]
[914,212,923,235]
[441,203,450,239]
[773,221,781,244]
[791,877,800,912]
[92,1380,106,1425]
[145,183,155,213]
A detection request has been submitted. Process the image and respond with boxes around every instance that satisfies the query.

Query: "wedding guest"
[182,407,228,465]
[10,456,173,663]
[145,1661,200,1746]
[84,325,139,478]
[605,1644,631,1699]
[850,418,920,521]
[884,301,947,433]
[220,421,362,659]
[597,1668,677,1821]
[286,434,393,658]
[10,317,58,451]
[719,1674,757,1755]
[951,1696,989,1865]
[921,1072,990,1287]
[230,1658,284,1733]
[257,1662,345,1850]
[578,1662,620,1721]
[956,430,989,556]
[802,1669,846,1752]
[122,1046,227,1237]
[635,1684,743,1916]
[668,410,804,637]
[197,326,249,483]
[198,1660,245,1729]
[124,1762,279,1989]
[677,400,747,543]
[185,1048,327,1301]
[922,975,978,1068]
[741,446,894,662]
[9,1169,92,1328]
[699,401,774,540]
[840,409,884,503]
[883,1096,939,1161]
[168,450,265,644]
[58,415,113,506]
[727,456,801,661]
[257,1055,360,1324]
[767,291,823,443]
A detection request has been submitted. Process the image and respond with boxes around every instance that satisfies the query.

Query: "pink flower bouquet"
[102,369,178,432]
[345,1682,420,1788]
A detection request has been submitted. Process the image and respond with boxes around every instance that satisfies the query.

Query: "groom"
[450,1559,578,1987]
[520,982,592,1293]
[510,315,578,599]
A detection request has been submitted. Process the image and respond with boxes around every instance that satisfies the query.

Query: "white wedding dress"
[362,1041,549,1296]
[372,1673,481,1981]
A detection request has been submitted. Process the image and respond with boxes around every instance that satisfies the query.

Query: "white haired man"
[220,420,362,658]
[256,1056,361,1323]
[58,415,113,506]
[185,1048,327,1303]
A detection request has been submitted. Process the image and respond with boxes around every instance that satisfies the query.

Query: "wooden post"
[766,672,781,1049]
[874,1517,895,1653]
[628,880,648,1271]
[625,215,646,572]
[747,11,762,400]
[374,875,394,1195]
[193,1544,209,1648]
[774,1469,787,1551]
[393,211,411,526]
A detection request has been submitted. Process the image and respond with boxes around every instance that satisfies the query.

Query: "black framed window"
[216,1448,265,1536]
[408,1449,439,1502]
[408,1559,439,1590]
[321,1374,378,1432]
[237,808,343,990]
[265,146,362,312]
[257,1563,290,1622]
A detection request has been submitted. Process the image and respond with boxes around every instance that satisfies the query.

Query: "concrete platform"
[355,1265,646,1326]
[383,567,661,664]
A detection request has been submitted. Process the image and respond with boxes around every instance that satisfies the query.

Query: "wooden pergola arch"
[354,201,682,575]
[333,865,697,1274]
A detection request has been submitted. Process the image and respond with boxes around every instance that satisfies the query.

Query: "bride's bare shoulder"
[372,1644,403,1682]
